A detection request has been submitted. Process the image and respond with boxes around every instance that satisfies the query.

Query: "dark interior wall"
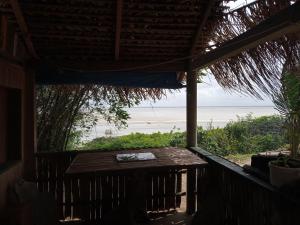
[0,14,35,213]
[0,87,22,164]
[0,87,7,164]
[0,60,26,212]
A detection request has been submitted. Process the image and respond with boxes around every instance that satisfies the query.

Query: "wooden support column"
[186,63,197,147]
[23,67,37,181]
[186,63,198,215]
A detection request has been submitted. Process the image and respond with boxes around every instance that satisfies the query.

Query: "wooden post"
[23,67,37,180]
[186,63,197,214]
[186,168,196,214]
[186,63,197,147]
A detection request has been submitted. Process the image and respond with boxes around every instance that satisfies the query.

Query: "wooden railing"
[35,150,183,224]
[190,147,299,225]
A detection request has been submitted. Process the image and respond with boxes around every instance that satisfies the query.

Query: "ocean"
[82,106,278,141]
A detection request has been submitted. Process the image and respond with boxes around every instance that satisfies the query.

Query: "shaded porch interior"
[0,0,300,224]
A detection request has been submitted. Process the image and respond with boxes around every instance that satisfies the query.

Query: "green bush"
[80,115,287,156]
[81,132,177,150]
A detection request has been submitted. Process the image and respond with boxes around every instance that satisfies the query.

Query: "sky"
[139,75,274,107]
[140,0,275,108]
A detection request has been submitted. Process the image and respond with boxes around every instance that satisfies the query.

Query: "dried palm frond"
[205,0,299,98]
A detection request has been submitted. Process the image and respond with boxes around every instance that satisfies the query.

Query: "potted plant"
[270,68,300,187]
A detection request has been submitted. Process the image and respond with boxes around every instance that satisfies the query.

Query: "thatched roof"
[206,0,300,97]
[1,0,226,71]
[1,0,299,96]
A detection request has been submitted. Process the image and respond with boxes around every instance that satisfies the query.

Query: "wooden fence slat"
[72,178,80,219]
[35,150,186,223]
[165,172,171,210]
[176,170,182,208]
[56,158,64,219]
[64,177,71,219]
[80,177,90,221]
[170,171,176,209]
[49,160,56,195]
[36,156,43,192]
[90,176,96,222]
[95,176,101,221]
[158,174,165,210]
[146,174,152,211]
[101,176,112,216]
[112,176,119,209]
[118,175,125,204]
[152,175,159,211]
[186,168,196,214]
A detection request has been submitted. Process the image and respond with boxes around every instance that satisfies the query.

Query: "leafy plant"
[36,85,167,151]
[273,72,300,158]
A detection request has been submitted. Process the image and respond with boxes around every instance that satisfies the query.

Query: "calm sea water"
[82,106,278,140]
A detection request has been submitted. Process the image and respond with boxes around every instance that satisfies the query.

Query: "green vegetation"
[36,85,165,152]
[273,71,300,158]
[80,114,287,157]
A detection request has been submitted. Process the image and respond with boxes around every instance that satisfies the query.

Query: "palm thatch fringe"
[39,84,169,103]
[206,0,299,98]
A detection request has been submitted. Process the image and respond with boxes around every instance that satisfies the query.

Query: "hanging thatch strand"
[206,0,300,98]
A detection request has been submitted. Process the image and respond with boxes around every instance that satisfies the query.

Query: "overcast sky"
[139,75,274,107]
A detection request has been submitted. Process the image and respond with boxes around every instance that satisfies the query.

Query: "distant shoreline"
[83,106,278,140]
[130,105,274,108]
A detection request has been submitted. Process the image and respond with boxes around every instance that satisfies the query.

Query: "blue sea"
[83,106,278,140]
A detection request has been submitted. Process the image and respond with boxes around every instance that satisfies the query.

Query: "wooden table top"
[66,148,207,175]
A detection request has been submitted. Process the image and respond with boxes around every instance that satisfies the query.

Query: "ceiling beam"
[189,0,215,55]
[9,0,38,59]
[192,1,300,70]
[56,60,187,72]
[115,0,123,60]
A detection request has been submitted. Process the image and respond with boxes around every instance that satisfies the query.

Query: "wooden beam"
[115,0,123,60]
[0,49,23,67]
[9,0,38,59]
[56,60,187,72]
[192,1,300,70]
[189,0,215,55]
[1,15,8,50]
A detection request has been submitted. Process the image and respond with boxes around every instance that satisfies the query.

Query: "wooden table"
[66,148,207,175]
[65,148,207,216]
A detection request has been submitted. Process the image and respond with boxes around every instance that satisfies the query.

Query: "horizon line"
[131,105,275,108]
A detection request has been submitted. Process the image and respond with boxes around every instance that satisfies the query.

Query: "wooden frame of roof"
[9,0,37,59]
[1,0,298,74]
[2,0,224,70]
